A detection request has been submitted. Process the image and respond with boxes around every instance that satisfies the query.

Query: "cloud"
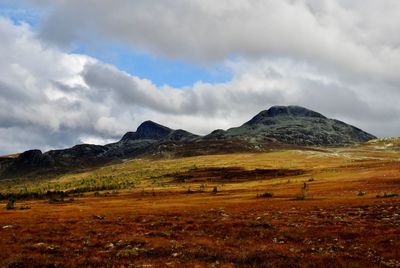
[0,17,119,153]
[79,57,399,137]
[1,0,400,155]
[28,0,400,82]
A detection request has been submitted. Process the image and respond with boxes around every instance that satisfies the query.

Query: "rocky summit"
[121,121,173,141]
[0,106,376,178]
[220,106,376,145]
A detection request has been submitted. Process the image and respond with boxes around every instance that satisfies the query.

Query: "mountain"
[0,106,376,178]
[120,121,173,141]
[207,106,376,146]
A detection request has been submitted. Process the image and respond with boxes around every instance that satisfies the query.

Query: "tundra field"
[0,141,399,267]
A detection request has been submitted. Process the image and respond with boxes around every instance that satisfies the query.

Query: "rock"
[33,242,46,248]
[8,149,54,171]
[105,242,114,249]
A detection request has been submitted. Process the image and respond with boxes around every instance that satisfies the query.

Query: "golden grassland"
[0,145,399,267]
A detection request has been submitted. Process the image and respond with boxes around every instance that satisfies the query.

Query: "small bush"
[257,192,273,198]
[187,186,194,194]
[19,204,31,210]
[6,198,15,210]
[249,222,273,228]
[211,186,218,194]
[198,184,205,192]
[357,191,366,196]
[48,197,64,204]
[377,192,399,198]
[295,195,306,200]
[116,247,150,258]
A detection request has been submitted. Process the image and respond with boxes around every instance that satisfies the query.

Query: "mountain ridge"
[0,106,376,178]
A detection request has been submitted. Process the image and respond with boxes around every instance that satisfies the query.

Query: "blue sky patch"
[0,2,43,27]
[72,44,233,88]
[0,3,233,88]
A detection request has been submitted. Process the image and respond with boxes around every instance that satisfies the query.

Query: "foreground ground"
[0,143,399,267]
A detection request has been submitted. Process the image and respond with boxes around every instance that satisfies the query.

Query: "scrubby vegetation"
[5,196,15,210]
[256,192,273,198]
[0,147,399,267]
[376,192,399,198]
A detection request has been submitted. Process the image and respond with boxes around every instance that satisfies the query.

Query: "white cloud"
[1,0,400,154]
[28,0,400,82]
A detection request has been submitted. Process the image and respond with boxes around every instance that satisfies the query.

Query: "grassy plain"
[0,143,399,267]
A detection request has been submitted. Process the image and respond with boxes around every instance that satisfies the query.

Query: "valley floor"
[0,145,399,267]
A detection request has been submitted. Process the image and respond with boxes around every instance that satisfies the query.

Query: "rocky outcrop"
[121,121,173,141]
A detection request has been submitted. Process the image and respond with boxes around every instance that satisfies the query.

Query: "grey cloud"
[28,0,400,84]
[1,4,400,155]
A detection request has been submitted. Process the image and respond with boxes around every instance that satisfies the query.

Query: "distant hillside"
[206,106,375,146]
[364,137,400,150]
[0,106,376,179]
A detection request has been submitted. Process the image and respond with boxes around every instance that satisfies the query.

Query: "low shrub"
[6,200,15,210]
[5,197,15,210]
[357,191,366,196]
[48,197,64,204]
[19,204,31,210]
[211,186,218,194]
[256,192,273,198]
[187,186,194,194]
[377,192,399,198]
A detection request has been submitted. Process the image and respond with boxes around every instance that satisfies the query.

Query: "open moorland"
[0,141,399,267]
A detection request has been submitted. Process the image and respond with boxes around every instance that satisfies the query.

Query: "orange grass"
[0,146,399,267]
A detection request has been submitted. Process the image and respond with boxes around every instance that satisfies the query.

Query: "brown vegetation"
[0,146,399,267]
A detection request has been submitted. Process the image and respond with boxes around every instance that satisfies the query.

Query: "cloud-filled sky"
[0,0,399,154]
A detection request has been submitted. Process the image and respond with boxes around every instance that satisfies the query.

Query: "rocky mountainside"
[0,106,376,178]
[207,106,375,146]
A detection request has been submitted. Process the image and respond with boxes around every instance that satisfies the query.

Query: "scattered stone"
[94,215,105,220]
[33,242,46,248]
[105,242,114,249]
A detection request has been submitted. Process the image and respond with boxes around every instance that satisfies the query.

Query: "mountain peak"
[1,105,377,178]
[135,120,172,140]
[266,105,326,118]
[120,121,173,141]
[246,105,325,125]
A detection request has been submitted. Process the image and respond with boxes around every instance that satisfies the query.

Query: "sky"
[0,0,399,155]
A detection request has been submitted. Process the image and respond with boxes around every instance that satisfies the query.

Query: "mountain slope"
[206,106,375,145]
[0,106,376,178]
